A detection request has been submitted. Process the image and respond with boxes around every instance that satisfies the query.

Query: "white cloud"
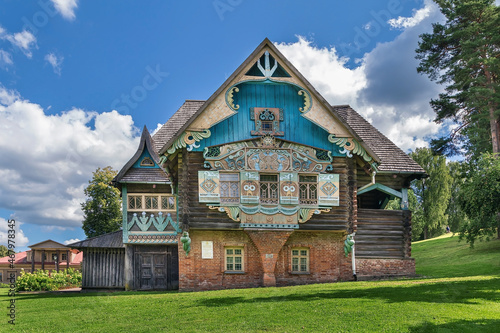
[50,0,79,21]
[275,2,445,152]
[45,53,64,75]
[0,49,13,66]
[151,123,164,136]
[0,218,30,248]
[388,1,434,29]
[3,30,37,58]
[0,84,140,228]
[64,238,81,245]
[275,36,367,107]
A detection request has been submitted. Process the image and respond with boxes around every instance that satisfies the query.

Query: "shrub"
[15,268,82,292]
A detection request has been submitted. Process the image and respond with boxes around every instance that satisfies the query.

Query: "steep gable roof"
[154,38,376,160]
[152,100,425,174]
[152,100,205,153]
[334,105,425,174]
[115,126,170,184]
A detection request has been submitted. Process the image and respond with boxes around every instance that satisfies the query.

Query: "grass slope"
[1,236,499,332]
[413,233,500,278]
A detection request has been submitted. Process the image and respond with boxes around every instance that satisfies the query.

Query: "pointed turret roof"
[114,126,170,184]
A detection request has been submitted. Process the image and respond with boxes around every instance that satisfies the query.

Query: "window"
[145,196,158,210]
[251,107,283,136]
[0,272,2,282]
[161,196,176,210]
[225,247,244,272]
[128,194,176,212]
[220,173,240,204]
[51,253,58,262]
[291,248,309,273]
[128,195,142,210]
[260,174,279,204]
[42,252,47,261]
[140,157,154,166]
[61,253,68,261]
[299,175,318,205]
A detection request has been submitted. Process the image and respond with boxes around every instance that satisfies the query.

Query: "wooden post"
[66,250,70,269]
[31,250,35,272]
[124,245,134,290]
[56,250,60,272]
[41,250,45,270]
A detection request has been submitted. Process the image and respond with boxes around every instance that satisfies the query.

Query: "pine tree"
[416,0,500,157]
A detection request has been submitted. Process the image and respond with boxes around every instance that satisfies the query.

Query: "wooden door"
[134,246,178,290]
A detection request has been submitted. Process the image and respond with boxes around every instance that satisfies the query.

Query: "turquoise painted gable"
[133,150,159,169]
[196,81,342,155]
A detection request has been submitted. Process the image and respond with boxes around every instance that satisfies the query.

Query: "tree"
[81,167,122,238]
[446,161,469,232]
[0,245,8,258]
[410,148,452,239]
[458,153,500,246]
[416,0,500,157]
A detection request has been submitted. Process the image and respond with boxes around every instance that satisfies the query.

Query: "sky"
[0,0,464,251]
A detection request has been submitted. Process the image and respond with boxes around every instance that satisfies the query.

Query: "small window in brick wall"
[291,248,309,273]
[225,247,244,272]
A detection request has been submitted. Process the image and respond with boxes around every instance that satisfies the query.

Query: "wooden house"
[74,39,425,291]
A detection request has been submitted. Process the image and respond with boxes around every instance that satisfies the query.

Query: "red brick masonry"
[178,230,415,291]
[356,258,416,278]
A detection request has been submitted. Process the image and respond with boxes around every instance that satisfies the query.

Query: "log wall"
[356,209,411,259]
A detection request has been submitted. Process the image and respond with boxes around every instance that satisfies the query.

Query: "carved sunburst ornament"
[260,134,277,147]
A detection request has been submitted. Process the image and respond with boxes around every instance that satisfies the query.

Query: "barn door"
[134,246,178,290]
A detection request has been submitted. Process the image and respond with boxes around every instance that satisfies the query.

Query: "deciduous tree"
[410,148,452,239]
[458,153,500,245]
[81,167,121,238]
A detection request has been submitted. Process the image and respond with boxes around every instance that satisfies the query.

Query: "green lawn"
[2,235,499,332]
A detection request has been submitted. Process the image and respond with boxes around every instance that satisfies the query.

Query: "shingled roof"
[152,100,205,153]
[68,230,124,248]
[115,126,170,184]
[334,105,425,174]
[151,100,425,175]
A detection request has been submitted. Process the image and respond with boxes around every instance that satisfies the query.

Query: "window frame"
[299,174,318,205]
[291,247,310,273]
[127,193,177,212]
[224,246,245,273]
[219,173,240,204]
[260,174,279,205]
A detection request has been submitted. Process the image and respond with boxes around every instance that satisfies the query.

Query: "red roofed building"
[0,240,82,283]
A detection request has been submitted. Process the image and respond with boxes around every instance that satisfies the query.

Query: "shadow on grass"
[197,278,500,307]
[409,319,500,333]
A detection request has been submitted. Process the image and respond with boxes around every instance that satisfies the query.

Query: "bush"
[0,283,9,288]
[15,268,82,292]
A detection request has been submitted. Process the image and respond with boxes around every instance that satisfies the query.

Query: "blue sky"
[0,0,451,251]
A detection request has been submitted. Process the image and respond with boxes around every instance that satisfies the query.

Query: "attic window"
[251,107,284,136]
[140,157,154,167]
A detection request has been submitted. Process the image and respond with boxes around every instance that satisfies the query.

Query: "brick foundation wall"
[178,230,263,291]
[179,230,355,291]
[275,231,354,286]
[356,258,416,278]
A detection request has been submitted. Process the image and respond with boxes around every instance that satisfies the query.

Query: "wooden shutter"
[198,171,220,203]
[240,171,259,204]
[280,172,299,205]
[318,174,340,206]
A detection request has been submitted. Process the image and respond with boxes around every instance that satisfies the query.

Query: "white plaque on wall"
[201,241,213,259]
